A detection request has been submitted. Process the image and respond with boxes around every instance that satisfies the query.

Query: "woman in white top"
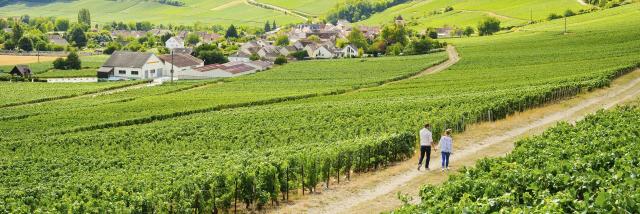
[439,129,453,171]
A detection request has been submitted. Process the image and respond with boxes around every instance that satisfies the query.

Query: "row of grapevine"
[0,133,415,213]
[394,105,640,213]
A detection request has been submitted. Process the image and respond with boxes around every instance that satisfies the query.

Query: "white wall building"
[165,37,185,50]
[98,51,165,79]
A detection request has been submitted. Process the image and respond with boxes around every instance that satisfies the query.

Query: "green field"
[256,0,343,16]
[395,104,640,212]
[1,3,639,213]
[359,0,590,30]
[0,0,303,26]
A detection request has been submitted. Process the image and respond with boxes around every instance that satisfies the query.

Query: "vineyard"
[0,53,448,141]
[1,3,640,213]
[393,105,640,212]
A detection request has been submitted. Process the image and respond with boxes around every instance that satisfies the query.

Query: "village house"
[257,45,280,60]
[110,30,146,39]
[278,46,298,56]
[9,65,32,77]
[197,32,222,44]
[305,43,337,59]
[227,51,251,62]
[97,51,164,80]
[165,36,185,50]
[358,26,381,40]
[339,44,359,58]
[229,51,253,62]
[158,53,204,76]
[148,29,172,37]
[47,34,69,47]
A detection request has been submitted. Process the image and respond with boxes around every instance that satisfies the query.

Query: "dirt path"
[245,0,311,21]
[272,69,640,214]
[410,46,459,79]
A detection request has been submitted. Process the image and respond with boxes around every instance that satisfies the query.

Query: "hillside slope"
[0,0,304,26]
[359,0,590,30]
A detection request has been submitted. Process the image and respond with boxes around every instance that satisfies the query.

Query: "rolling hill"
[358,0,591,30]
[0,0,304,26]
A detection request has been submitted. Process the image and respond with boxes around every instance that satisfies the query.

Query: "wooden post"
[234,178,238,214]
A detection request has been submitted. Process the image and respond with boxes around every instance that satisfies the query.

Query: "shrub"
[290,50,308,60]
[274,55,287,65]
[547,13,562,20]
[53,58,66,69]
[564,9,576,17]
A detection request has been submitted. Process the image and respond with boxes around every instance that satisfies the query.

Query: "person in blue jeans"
[439,129,453,171]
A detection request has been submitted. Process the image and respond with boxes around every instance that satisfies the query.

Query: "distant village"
[1,12,451,81]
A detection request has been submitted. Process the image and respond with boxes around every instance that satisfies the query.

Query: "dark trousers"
[441,152,451,168]
[418,145,431,168]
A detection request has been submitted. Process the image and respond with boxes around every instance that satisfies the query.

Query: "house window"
[131,71,139,75]
[118,70,126,74]
[150,69,156,74]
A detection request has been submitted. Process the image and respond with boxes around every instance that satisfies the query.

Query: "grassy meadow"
[0,0,304,26]
[359,0,591,30]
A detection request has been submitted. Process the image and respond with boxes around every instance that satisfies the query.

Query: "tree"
[264,21,271,32]
[347,28,368,51]
[55,18,70,31]
[386,43,404,56]
[78,9,91,26]
[68,26,88,47]
[272,20,277,30]
[274,55,287,65]
[427,30,438,39]
[199,50,228,64]
[3,40,16,50]
[225,24,238,39]
[381,24,408,45]
[66,52,82,69]
[463,26,474,37]
[249,53,260,61]
[18,37,33,51]
[547,13,562,21]
[477,17,500,36]
[104,42,121,54]
[275,35,289,46]
[11,22,23,43]
[403,38,432,55]
[186,33,200,46]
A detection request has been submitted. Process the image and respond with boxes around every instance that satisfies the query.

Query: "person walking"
[439,129,453,171]
[417,123,433,171]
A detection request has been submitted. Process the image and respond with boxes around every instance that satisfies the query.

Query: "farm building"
[97,51,164,80]
[9,65,32,77]
[229,51,252,62]
[159,53,204,75]
[437,27,453,38]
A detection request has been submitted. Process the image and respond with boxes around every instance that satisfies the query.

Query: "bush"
[547,13,562,20]
[274,55,287,65]
[53,58,66,69]
[290,50,308,60]
[564,9,576,17]
[444,6,453,12]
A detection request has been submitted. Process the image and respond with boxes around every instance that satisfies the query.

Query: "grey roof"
[103,51,153,68]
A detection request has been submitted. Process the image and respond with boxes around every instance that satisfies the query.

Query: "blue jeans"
[441,152,451,168]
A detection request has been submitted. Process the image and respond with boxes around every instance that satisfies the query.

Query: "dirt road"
[410,46,459,79]
[272,69,640,214]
